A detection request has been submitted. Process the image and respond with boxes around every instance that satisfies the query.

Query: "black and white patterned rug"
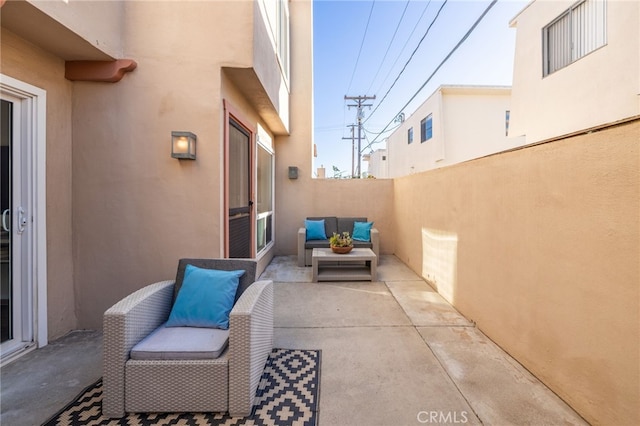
[43,348,321,426]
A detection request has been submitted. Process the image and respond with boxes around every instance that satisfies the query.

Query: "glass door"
[1,95,32,360]
[1,99,12,347]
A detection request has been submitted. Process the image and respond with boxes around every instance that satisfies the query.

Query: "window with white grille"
[543,0,607,76]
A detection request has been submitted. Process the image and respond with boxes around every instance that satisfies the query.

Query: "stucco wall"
[275,178,395,256]
[30,0,124,58]
[71,0,257,330]
[510,0,640,142]
[67,0,310,330]
[393,119,639,425]
[0,28,76,340]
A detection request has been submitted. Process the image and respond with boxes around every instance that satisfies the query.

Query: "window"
[277,0,290,82]
[407,127,413,144]
[256,144,274,253]
[543,0,607,76]
[262,0,290,82]
[505,110,510,136]
[421,114,433,142]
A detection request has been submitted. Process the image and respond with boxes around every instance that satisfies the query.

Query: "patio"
[1,255,587,425]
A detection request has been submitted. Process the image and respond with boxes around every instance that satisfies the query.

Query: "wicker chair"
[102,259,274,418]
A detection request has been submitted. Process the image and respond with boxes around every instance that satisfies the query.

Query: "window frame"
[256,141,274,255]
[542,0,607,77]
[407,127,413,144]
[421,114,433,143]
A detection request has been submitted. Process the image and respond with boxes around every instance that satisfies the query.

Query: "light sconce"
[171,131,197,160]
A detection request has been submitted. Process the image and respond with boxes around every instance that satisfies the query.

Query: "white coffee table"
[312,248,377,282]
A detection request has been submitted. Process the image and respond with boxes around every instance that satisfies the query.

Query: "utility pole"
[342,124,357,178]
[345,95,376,178]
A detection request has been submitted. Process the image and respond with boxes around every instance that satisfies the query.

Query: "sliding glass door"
[1,74,47,362]
[1,96,31,360]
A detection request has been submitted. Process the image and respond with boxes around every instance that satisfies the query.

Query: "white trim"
[0,74,48,350]
[255,140,274,256]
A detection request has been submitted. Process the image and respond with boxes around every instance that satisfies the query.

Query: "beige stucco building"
[1,0,313,357]
[363,148,388,179]
[384,85,525,178]
[509,0,640,142]
[0,0,638,425]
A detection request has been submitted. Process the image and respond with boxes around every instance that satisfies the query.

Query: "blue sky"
[313,0,528,177]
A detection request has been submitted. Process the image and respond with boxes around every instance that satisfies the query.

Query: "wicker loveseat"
[297,216,379,267]
[102,258,273,418]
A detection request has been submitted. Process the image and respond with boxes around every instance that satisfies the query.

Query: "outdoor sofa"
[297,216,379,267]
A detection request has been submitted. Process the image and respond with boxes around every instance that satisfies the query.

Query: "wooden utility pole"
[342,124,357,178]
[345,95,376,178]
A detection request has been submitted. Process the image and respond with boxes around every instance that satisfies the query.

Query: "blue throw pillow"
[305,219,326,241]
[166,264,245,329]
[352,221,373,242]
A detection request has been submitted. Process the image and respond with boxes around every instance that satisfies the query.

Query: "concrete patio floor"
[1,255,588,425]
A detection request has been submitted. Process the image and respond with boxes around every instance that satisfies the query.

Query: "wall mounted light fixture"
[171,131,197,160]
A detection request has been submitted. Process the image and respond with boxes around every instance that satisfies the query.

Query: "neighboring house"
[0,0,313,362]
[385,85,525,178]
[509,0,639,142]
[364,149,388,178]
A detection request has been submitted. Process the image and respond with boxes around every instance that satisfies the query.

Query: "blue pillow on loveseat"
[353,221,373,242]
[305,219,327,241]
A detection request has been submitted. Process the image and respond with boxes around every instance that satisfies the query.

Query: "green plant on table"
[329,231,353,247]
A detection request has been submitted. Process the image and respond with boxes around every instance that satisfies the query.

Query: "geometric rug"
[43,348,321,426]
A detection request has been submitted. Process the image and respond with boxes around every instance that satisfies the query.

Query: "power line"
[364,0,448,124]
[372,0,433,96]
[361,121,403,153]
[365,0,411,94]
[345,1,376,94]
[365,0,499,148]
[363,122,402,138]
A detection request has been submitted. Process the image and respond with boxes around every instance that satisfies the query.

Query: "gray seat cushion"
[130,323,229,360]
[304,239,331,249]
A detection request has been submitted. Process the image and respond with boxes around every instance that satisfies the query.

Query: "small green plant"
[329,231,353,247]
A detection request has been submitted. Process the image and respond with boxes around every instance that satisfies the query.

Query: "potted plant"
[329,231,353,254]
